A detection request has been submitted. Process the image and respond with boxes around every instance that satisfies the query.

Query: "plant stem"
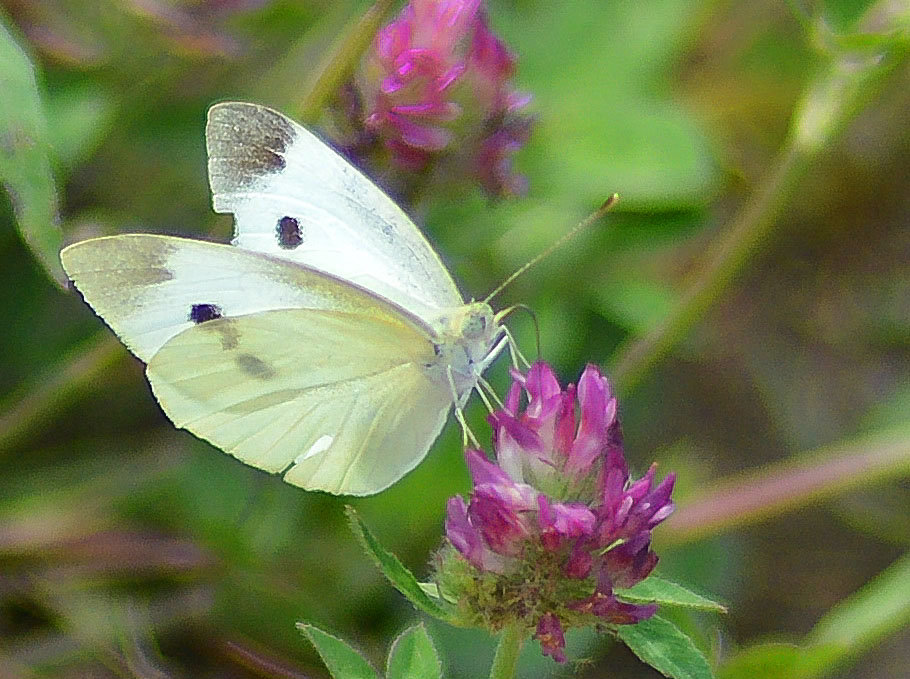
[489,624,524,679]
[609,143,807,394]
[297,0,398,124]
[0,333,122,455]
[661,422,910,546]
[807,551,910,662]
[609,2,909,394]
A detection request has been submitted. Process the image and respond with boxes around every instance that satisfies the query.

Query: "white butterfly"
[60,102,508,496]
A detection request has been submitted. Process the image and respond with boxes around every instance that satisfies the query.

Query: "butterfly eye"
[462,312,489,338]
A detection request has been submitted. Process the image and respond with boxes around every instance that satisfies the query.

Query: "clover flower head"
[344,0,533,197]
[438,362,676,663]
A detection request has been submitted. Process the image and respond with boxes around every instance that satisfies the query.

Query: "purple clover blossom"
[350,0,532,197]
[536,613,567,663]
[440,362,676,663]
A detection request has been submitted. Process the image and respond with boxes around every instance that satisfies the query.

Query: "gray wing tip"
[206,101,300,185]
[206,101,294,133]
[207,100,262,120]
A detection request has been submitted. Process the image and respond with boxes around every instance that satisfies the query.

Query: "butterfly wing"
[146,308,453,495]
[60,234,429,363]
[206,101,464,320]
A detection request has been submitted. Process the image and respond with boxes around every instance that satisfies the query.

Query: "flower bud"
[342,0,533,198]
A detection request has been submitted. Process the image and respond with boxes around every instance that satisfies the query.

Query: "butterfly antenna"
[483,193,620,304]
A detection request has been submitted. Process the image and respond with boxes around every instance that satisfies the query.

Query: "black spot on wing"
[276,216,303,249]
[189,303,223,324]
[235,353,276,380]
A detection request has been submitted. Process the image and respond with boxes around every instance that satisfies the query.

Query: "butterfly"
[60,102,509,496]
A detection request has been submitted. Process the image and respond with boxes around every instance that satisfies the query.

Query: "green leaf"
[616,575,728,613]
[418,581,459,604]
[44,84,115,171]
[806,550,910,667]
[0,12,64,286]
[539,102,716,210]
[346,506,452,622]
[592,271,676,334]
[717,642,842,679]
[297,623,380,679]
[497,1,718,209]
[618,615,714,679]
[386,624,442,679]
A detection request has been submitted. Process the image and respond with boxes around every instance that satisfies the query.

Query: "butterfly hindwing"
[146,307,453,495]
[206,102,464,320]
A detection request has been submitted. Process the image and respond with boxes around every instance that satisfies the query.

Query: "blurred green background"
[0,0,908,677]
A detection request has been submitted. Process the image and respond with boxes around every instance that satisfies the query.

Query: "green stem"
[489,624,524,679]
[609,142,807,394]
[609,2,909,394]
[0,333,122,455]
[297,0,399,124]
[807,551,910,663]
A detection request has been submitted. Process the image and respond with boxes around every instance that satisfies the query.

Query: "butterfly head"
[430,302,505,398]
[458,302,496,341]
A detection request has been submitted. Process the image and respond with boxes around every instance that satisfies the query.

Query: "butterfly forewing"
[206,102,464,320]
[146,308,453,495]
[60,234,432,363]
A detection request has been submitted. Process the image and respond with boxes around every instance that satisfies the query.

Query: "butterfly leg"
[447,364,481,448]
[469,333,510,415]
[473,378,497,413]
[493,306,535,370]
[477,376,503,410]
[502,325,532,370]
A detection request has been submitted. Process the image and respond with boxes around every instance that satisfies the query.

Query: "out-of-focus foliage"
[0,0,907,678]
[0,12,63,285]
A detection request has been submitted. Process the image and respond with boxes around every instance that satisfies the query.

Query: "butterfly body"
[426,302,502,401]
[61,102,505,495]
